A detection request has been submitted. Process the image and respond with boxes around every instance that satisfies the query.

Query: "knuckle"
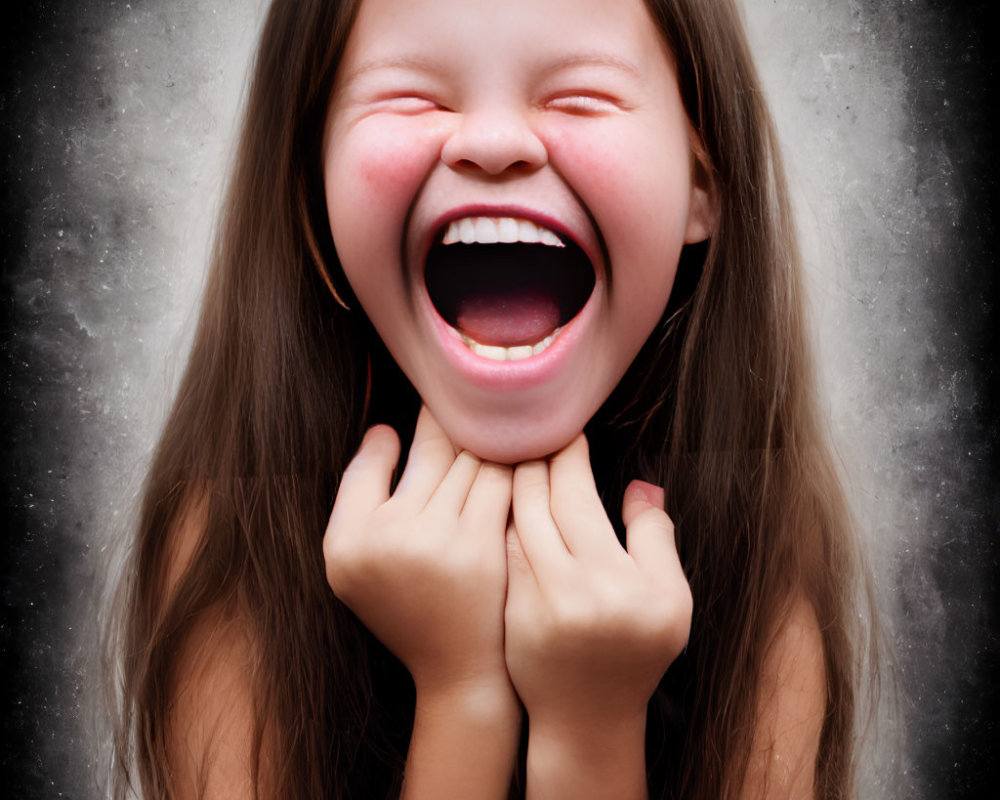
[646,587,693,648]
[325,548,360,598]
[322,524,339,562]
[677,583,694,619]
[637,505,672,533]
[323,525,352,566]
[324,527,390,598]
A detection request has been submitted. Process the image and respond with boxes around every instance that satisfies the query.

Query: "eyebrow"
[542,52,642,78]
[340,55,443,84]
[341,51,642,84]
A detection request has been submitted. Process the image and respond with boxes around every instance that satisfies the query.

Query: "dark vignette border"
[2,2,117,797]
[1,1,997,798]
[856,1,997,798]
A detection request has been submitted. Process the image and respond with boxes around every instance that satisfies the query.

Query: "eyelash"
[368,91,625,117]
[374,94,448,115]
[543,92,624,115]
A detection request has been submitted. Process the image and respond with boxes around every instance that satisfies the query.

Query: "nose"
[441,106,547,175]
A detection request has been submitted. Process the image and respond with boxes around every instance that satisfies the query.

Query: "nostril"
[441,112,548,175]
[452,157,539,174]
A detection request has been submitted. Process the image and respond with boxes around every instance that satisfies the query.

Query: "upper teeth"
[441,216,565,248]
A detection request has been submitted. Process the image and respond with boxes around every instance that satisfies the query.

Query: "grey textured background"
[1,1,996,798]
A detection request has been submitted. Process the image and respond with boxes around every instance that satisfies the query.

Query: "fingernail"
[630,479,664,508]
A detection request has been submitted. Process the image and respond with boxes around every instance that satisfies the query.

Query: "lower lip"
[418,286,600,392]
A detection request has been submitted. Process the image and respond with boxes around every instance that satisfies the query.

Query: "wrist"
[404,678,522,800]
[526,710,648,800]
[415,677,521,729]
[530,707,647,757]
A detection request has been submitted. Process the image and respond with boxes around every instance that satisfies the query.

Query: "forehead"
[340,0,670,74]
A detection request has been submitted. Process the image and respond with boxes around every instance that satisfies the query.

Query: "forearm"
[525,712,648,800]
[402,682,522,800]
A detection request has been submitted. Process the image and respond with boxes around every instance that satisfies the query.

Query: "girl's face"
[324,0,713,463]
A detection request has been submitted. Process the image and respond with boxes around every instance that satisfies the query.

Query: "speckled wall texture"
[1,1,996,798]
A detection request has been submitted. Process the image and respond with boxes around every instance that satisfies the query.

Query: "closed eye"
[543,92,628,116]
[372,94,449,115]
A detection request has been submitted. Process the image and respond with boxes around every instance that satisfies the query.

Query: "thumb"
[329,424,400,532]
[622,480,678,575]
[622,479,665,528]
[324,426,400,589]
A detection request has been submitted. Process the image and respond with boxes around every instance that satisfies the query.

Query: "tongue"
[457,288,561,347]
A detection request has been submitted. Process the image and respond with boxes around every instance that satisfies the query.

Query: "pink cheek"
[356,124,439,199]
[330,126,437,272]
[547,132,624,201]
[359,150,418,195]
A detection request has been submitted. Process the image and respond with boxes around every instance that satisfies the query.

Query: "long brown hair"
[110,0,873,797]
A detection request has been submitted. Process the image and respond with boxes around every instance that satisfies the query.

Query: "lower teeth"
[462,328,561,361]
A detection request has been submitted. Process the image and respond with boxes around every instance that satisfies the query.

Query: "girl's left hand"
[504,434,692,736]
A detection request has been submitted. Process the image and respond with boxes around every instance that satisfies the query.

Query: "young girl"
[113,0,870,797]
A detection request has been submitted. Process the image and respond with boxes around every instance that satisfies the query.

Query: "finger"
[505,521,537,592]
[504,522,539,639]
[512,461,571,574]
[548,434,622,561]
[395,404,459,504]
[428,450,483,513]
[326,424,400,538]
[461,462,512,535]
[622,479,682,578]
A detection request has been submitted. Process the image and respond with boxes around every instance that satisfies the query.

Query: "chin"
[441,414,583,465]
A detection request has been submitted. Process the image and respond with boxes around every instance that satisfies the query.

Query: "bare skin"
[165,408,827,798]
[324,407,520,799]
[504,437,691,799]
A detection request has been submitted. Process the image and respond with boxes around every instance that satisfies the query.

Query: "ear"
[683,146,717,245]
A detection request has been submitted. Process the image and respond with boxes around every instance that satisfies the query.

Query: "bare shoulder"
[162,495,273,798]
[741,595,827,800]
[162,489,210,602]
[167,607,264,798]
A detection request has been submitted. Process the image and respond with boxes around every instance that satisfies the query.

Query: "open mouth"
[424,216,596,361]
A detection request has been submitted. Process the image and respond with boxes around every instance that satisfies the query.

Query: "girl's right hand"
[323,406,514,699]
